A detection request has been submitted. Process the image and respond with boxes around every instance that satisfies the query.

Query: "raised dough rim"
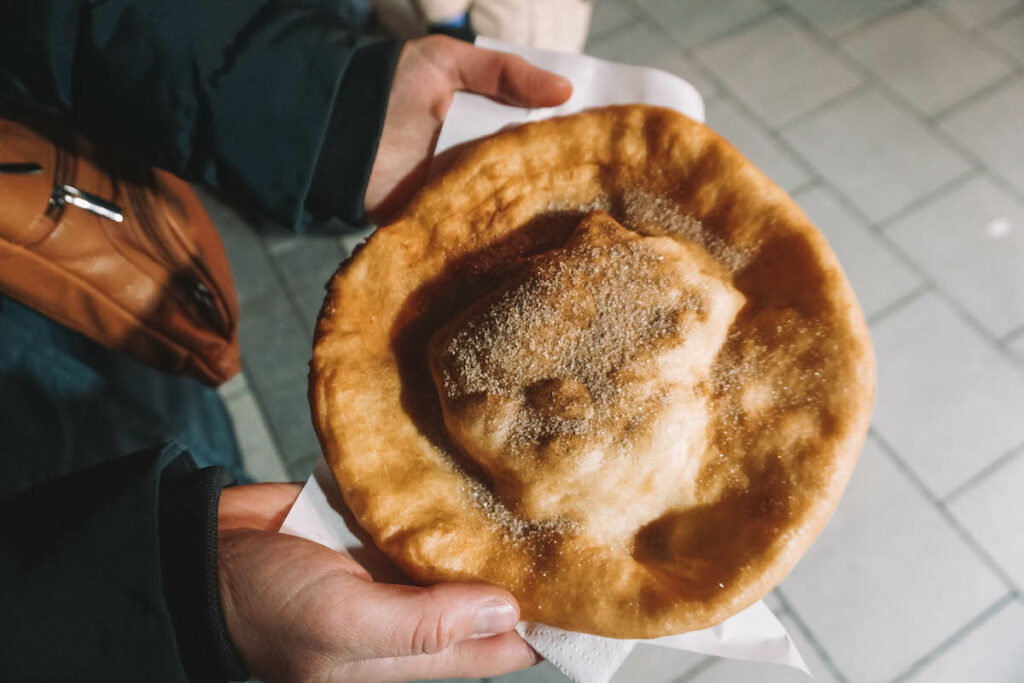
[310,105,876,638]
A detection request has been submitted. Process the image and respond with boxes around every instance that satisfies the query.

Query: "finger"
[449,42,572,108]
[344,630,539,682]
[219,483,303,532]
[340,580,520,659]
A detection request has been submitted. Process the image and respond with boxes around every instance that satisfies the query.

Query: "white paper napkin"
[281,464,807,683]
[433,36,705,158]
[282,38,809,683]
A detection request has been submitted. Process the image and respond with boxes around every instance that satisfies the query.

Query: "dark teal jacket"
[0,0,401,229]
[0,2,403,681]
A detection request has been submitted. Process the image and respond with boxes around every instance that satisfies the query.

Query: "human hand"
[364,35,573,222]
[217,483,536,683]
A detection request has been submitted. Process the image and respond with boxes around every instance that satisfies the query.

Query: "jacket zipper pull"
[51,184,123,222]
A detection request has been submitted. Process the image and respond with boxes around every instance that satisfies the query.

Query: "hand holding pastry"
[216,484,536,683]
[363,35,572,223]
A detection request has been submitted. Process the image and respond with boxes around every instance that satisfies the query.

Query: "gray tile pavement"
[839,6,1013,116]
[984,6,1024,64]
[938,78,1024,198]
[948,446,1024,590]
[870,292,1024,497]
[587,22,719,96]
[222,387,289,483]
[782,0,914,37]
[886,173,1024,338]
[588,0,637,42]
[778,88,973,223]
[1010,329,1024,366]
[929,0,1021,28]
[695,15,863,127]
[630,0,774,49]
[704,95,814,192]
[779,435,1007,682]
[791,184,922,319]
[207,2,1024,680]
[903,598,1024,682]
[269,233,345,329]
[237,286,312,389]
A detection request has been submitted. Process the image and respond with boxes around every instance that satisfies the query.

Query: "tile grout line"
[869,196,1024,347]
[926,71,1021,123]
[627,7,1024,350]
[786,175,825,197]
[611,2,1024,357]
[913,2,1022,83]
[767,81,872,131]
[796,158,1019,352]
[773,589,850,683]
[622,3,1024,358]
[928,0,1024,71]
[807,166,1018,352]
[975,1,1024,31]
[264,234,339,338]
[765,3,1024,240]
[865,284,931,326]
[998,320,1024,349]
[619,0,778,53]
[890,592,1017,682]
[703,91,821,182]
[942,440,1024,505]
[620,5,873,211]
[870,428,1021,593]
[870,168,979,228]
[774,3,1024,209]
[238,228,314,471]
[238,354,291,476]
[580,7,1024,680]
[806,0,920,43]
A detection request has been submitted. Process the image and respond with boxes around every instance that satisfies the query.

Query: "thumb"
[350,581,520,658]
[451,43,573,108]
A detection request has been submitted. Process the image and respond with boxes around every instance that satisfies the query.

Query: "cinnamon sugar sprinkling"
[622,190,750,271]
[440,224,701,453]
[462,477,579,541]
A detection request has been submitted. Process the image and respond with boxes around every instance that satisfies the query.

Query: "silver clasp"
[51,184,124,223]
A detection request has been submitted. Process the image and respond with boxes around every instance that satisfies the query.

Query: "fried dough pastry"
[310,105,875,638]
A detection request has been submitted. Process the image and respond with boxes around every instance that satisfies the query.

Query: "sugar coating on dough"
[429,212,745,543]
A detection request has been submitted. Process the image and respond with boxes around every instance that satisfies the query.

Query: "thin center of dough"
[428,211,745,541]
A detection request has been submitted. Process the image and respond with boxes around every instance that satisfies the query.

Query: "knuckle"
[410,610,454,655]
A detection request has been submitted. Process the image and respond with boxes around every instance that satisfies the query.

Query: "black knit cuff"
[159,465,248,681]
[307,38,404,226]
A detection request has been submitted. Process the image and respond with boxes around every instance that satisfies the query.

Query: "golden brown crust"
[310,105,876,638]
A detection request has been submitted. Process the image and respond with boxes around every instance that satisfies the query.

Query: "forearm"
[0,0,399,229]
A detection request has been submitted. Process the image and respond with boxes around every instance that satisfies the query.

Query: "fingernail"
[473,599,518,636]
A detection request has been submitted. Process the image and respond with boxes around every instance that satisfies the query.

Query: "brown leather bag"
[0,118,241,386]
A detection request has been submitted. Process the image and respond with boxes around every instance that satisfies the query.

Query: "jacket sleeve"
[0,443,247,683]
[0,0,402,230]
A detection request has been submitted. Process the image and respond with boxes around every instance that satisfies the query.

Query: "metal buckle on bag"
[50,184,124,222]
